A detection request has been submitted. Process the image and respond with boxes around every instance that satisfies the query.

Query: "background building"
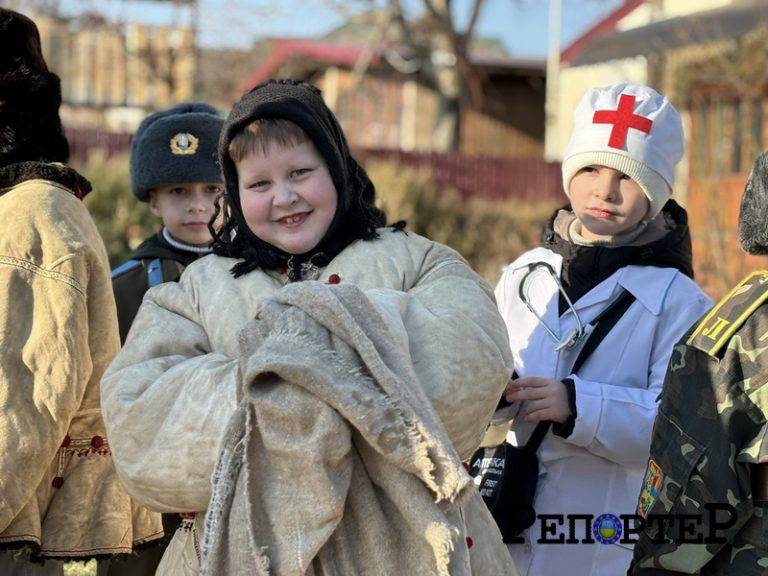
[240,37,546,159]
[30,4,197,132]
[552,0,768,293]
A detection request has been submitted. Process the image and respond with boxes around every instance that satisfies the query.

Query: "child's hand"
[504,377,571,424]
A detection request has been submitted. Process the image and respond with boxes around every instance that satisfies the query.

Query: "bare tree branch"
[351,6,394,86]
[325,0,489,152]
[422,0,454,31]
[387,0,420,54]
[464,0,485,40]
[319,0,373,20]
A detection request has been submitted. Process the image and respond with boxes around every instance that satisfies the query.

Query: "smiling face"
[568,165,650,241]
[236,140,338,255]
[148,182,222,246]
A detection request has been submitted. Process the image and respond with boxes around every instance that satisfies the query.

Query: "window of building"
[713,98,727,177]
[751,99,763,160]
[732,99,742,174]
[694,102,709,178]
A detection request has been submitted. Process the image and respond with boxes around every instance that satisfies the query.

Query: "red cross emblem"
[592,94,653,149]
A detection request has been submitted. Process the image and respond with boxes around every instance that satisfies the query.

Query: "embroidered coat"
[101,229,516,575]
[0,174,163,559]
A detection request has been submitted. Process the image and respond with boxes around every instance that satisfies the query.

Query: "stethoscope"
[518,261,586,351]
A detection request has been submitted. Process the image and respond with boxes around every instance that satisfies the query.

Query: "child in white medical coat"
[495,83,712,576]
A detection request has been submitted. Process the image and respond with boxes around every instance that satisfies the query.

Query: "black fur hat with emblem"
[130,102,224,201]
[739,152,768,255]
[0,8,69,166]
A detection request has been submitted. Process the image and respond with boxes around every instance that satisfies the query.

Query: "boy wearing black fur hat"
[101,80,518,575]
[111,103,224,344]
[103,103,223,576]
[0,8,162,576]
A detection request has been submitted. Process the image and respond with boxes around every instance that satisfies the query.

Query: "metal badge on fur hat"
[739,152,768,255]
[170,132,199,155]
[130,102,224,201]
[561,83,684,220]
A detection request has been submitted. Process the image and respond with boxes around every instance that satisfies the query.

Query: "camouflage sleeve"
[630,306,768,574]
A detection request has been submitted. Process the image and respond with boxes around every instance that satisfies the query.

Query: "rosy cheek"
[251,199,273,222]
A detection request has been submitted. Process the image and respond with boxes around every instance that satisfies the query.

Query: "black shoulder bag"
[469,290,636,543]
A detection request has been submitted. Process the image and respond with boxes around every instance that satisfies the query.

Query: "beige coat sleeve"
[0,256,93,531]
[363,243,513,460]
[100,280,238,513]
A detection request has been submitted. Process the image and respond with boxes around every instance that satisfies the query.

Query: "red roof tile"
[561,0,645,65]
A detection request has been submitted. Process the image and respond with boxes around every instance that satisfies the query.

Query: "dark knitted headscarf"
[212,79,388,279]
[0,8,69,166]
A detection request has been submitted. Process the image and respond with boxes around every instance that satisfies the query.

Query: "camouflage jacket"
[630,271,768,575]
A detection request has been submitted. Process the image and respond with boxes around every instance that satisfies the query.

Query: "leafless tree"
[395,0,486,152]
[325,0,488,152]
[4,0,61,15]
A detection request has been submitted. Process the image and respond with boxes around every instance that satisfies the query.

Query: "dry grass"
[77,153,557,283]
[369,161,557,283]
[63,560,96,576]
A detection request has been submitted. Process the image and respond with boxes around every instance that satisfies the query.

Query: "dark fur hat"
[0,8,69,165]
[738,152,768,255]
[131,102,224,201]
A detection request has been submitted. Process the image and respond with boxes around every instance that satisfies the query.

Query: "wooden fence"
[66,128,133,161]
[356,148,562,202]
[64,129,563,202]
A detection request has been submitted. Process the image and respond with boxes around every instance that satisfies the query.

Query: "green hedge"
[76,153,557,282]
[369,161,556,283]
[77,152,158,268]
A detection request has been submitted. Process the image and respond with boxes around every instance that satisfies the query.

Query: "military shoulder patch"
[637,458,664,518]
[687,270,768,357]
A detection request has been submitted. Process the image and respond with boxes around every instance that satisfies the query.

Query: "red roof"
[561,0,645,64]
[244,39,381,90]
[244,38,545,92]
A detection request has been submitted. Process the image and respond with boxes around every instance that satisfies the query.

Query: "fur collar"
[0,161,91,199]
[542,200,694,313]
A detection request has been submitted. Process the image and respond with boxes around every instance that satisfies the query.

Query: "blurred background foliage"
[368,161,556,283]
[63,560,95,576]
[75,152,556,283]
[76,152,157,267]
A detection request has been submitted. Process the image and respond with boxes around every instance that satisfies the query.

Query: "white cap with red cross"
[561,83,684,220]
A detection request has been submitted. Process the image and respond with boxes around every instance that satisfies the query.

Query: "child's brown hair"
[228,118,308,163]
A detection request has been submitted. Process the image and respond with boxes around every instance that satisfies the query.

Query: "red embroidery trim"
[55,435,111,485]
[592,94,653,149]
[39,544,137,554]
[59,436,110,458]
[0,534,41,543]
[192,524,202,563]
